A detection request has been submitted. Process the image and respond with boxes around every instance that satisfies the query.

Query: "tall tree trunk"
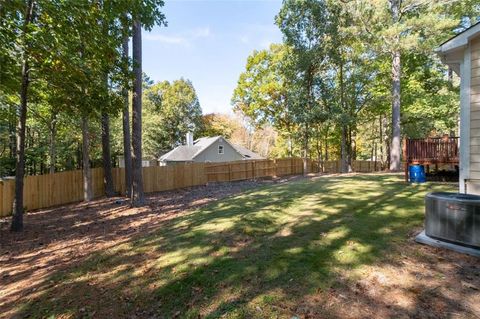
[325,134,329,162]
[11,0,34,232]
[339,54,349,173]
[303,65,315,176]
[49,115,56,174]
[341,125,348,173]
[315,128,323,172]
[351,129,356,161]
[390,49,401,171]
[379,115,385,169]
[315,128,322,162]
[98,2,114,197]
[122,33,132,198]
[101,113,115,197]
[348,126,353,171]
[389,0,401,171]
[303,124,309,176]
[131,19,144,206]
[81,116,93,201]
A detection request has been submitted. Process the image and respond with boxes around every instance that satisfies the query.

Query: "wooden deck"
[403,136,459,181]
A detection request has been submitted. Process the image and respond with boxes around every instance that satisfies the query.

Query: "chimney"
[186,132,194,146]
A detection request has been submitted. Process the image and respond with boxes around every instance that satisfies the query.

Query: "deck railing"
[403,136,459,164]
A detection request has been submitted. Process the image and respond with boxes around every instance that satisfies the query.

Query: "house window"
[218,145,224,154]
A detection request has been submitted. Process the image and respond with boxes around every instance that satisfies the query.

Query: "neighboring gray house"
[159,134,264,165]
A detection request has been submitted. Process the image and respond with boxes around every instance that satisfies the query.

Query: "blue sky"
[142,0,283,114]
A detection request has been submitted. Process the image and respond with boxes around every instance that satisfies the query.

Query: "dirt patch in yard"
[292,236,480,319]
[0,174,479,319]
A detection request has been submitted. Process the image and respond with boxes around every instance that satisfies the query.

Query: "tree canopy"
[232,0,477,168]
[143,78,203,157]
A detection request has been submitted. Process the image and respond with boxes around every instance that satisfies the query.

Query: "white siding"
[470,37,480,193]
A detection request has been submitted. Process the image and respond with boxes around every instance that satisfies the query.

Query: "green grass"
[18,174,456,318]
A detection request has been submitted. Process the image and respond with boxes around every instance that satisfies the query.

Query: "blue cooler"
[409,165,426,183]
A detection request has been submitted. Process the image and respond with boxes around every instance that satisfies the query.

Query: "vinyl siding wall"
[193,137,244,163]
[469,36,480,193]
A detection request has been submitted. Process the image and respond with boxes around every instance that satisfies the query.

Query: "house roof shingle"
[158,136,264,162]
[159,145,201,162]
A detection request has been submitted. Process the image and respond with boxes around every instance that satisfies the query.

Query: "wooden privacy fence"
[111,164,207,195]
[205,158,306,182]
[0,169,105,218]
[0,158,383,217]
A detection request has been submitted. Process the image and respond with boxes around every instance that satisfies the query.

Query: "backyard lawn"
[1,174,479,318]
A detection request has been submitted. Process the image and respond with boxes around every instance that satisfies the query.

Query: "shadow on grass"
[12,174,477,318]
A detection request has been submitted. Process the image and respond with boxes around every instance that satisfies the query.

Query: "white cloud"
[144,26,212,46]
[240,35,249,44]
[237,24,282,48]
[144,33,187,45]
[190,27,211,38]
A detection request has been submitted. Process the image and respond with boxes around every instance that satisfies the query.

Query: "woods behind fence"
[0,158,383,217]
